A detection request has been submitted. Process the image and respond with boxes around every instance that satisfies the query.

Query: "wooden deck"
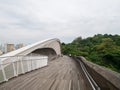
[0,56,92,90]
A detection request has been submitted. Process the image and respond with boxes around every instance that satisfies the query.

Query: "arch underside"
[27,48,57,60]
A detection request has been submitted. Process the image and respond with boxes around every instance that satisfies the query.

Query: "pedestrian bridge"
[0,38,120,90]
[0,38,61,82]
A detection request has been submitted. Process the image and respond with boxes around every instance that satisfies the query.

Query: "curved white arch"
[0,38,61,59]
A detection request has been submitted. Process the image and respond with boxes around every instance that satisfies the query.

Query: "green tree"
[61,34,120,73]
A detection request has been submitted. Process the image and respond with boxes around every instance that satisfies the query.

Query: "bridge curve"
[0,38,61,60]
[1,38,120,90]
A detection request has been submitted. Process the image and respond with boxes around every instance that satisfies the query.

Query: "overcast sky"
[0,0,120,44]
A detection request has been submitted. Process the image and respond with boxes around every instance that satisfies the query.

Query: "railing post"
[0,55,48,83]
[33,56,35,70]
[12,57,17,76]
[20,56,24,74]
[31,57,33,70]
[29,56,32,71]
[27,56,30,72]
[17,56,19,75]
[0,60,8,81]
[36,57,38,69]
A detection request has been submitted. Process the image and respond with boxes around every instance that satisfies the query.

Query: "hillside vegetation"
[62,34,120,73]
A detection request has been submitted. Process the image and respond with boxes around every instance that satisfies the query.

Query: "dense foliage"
[62,34,120,73]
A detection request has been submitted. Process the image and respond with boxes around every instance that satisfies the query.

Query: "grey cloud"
[0,0,120,44]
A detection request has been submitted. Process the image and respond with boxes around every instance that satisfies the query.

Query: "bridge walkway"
[0,56,92,90]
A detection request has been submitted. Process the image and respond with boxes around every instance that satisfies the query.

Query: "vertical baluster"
[0,59,8,81]
[27,56,30,72]
[17,56,19,75]
[31,56,33,70]
[29,56,31,71]
[33,56,37,69]
[36,56,38,69]
[20,56,24,74]
[12,57,17,76]
[15,56,18,76]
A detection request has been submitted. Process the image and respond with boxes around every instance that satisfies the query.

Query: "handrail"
[0,55,48,83]
[0,55,46,59]
[74,57,100,90]
[77,56,120,90]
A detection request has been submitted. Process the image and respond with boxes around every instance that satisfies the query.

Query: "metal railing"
[74,57,100,90]
[0,55,48,83]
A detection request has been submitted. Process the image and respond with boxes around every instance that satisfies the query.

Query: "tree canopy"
[61,34,120,73]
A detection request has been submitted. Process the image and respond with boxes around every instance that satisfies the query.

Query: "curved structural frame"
[0,38,61,59]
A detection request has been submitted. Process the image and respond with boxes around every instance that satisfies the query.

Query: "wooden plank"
[0,56,93,90]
